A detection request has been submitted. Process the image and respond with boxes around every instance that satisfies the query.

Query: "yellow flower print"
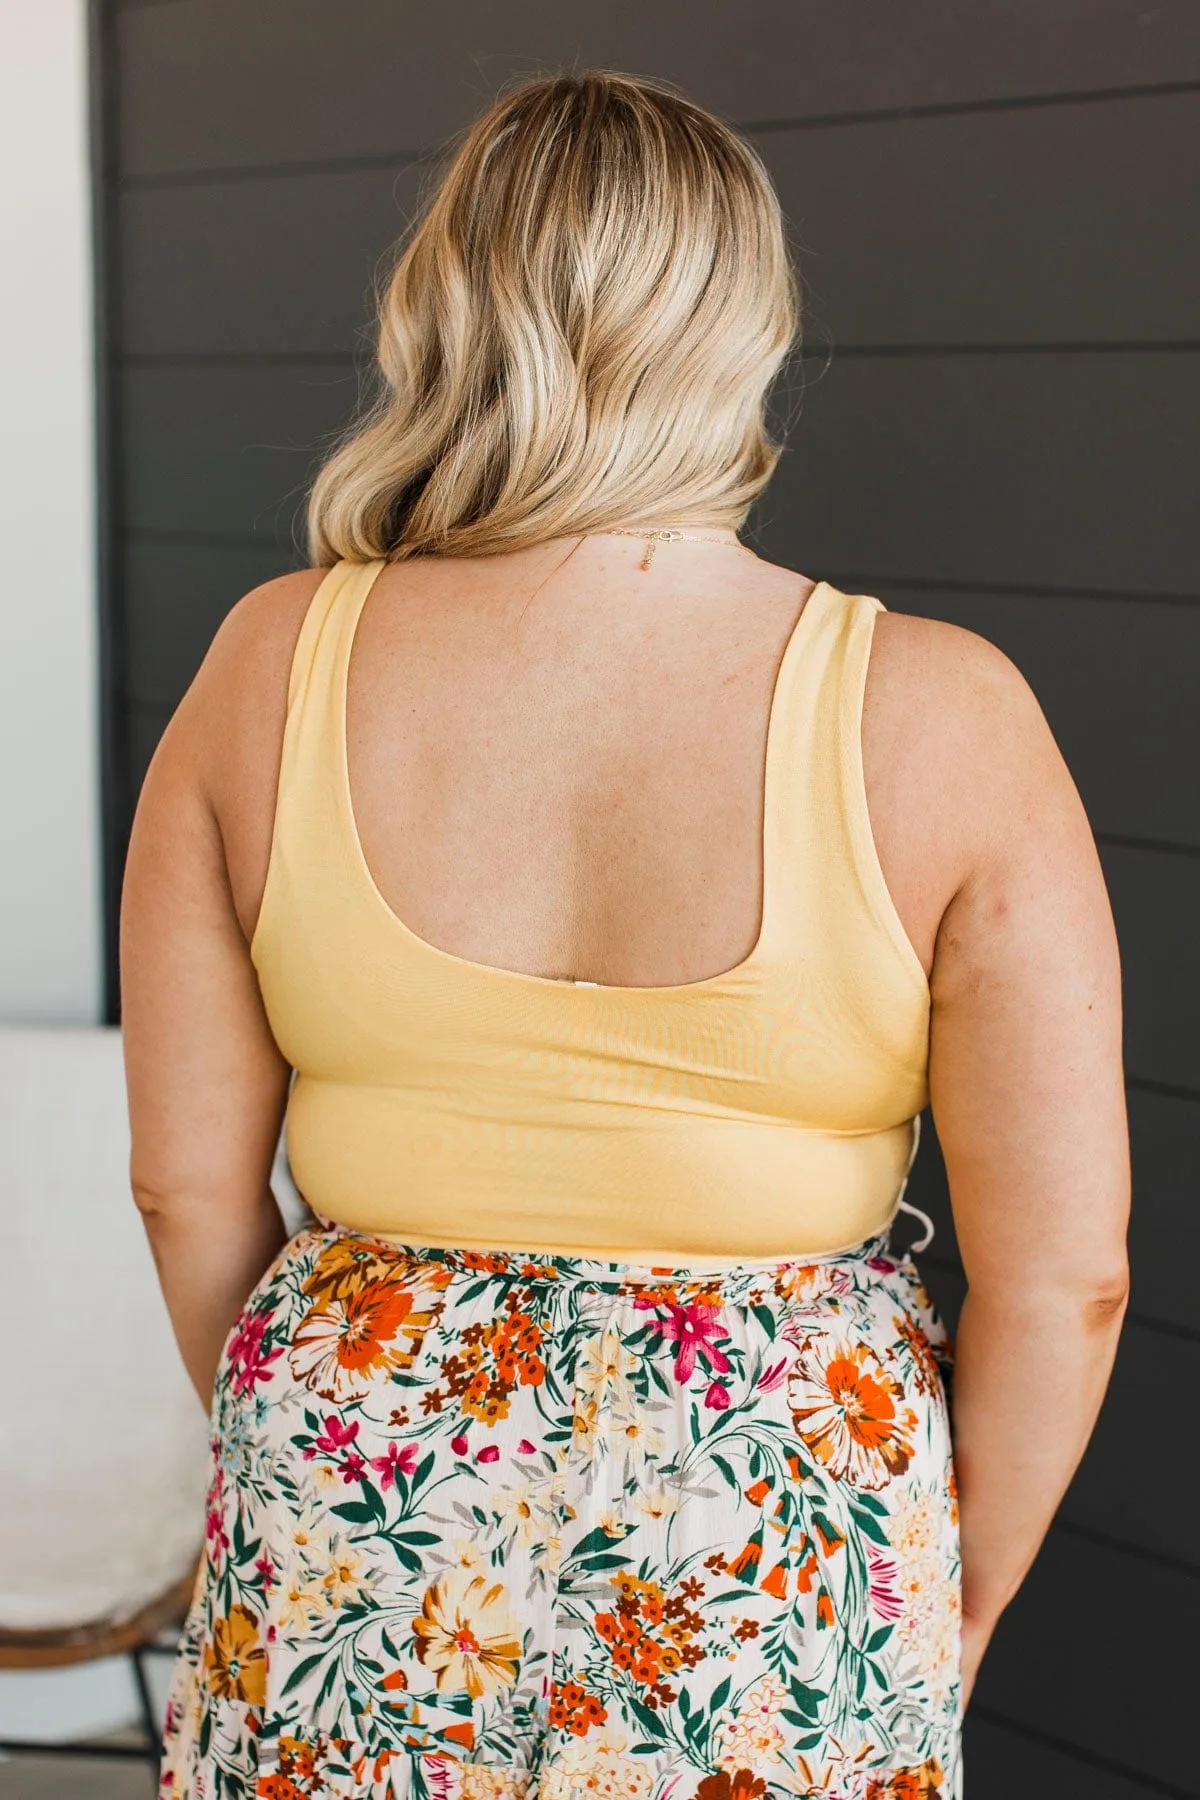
[283,1502,332,1563]
[889,1490,942,1558]
[539,1731,653,1800]
[576,1328,638,1410]
[713,1672,789,1772]
[635,1485,680,1523]
[460,1768,530,1800]
[276,1574,330,1633]
[570,1394,605,1459]
[607,1409,666,1473]
[411,1566,523,1699]
[324,1542,372,1608]
[495,1476,558,1547]
[203,1604,266,1705]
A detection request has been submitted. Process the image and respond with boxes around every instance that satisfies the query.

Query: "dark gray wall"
[97,5,1198,1794]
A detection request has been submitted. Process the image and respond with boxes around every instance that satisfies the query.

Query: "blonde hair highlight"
[306,70,799,564]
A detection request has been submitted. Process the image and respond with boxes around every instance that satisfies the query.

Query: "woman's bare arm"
[923,626,1131,1707]
[118,585,308,1407]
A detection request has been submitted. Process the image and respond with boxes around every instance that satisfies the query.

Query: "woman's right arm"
[923,627,1131,1709]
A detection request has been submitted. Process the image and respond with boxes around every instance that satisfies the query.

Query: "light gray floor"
[0,1733,156,1798]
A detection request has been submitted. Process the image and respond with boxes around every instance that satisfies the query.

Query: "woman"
[121,71,1130,1800]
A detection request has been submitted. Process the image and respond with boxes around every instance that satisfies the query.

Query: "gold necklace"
[604,527,748,572]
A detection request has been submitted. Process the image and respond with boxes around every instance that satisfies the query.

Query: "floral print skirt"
[159,1221,961,1800]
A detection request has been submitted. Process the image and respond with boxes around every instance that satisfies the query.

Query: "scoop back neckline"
[334,561,833,999]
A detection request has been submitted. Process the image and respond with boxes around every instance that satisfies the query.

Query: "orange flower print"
[726,1522,765,1582]
[771,1262,841,1306]
[291,1278,438,1403]
[300,1238,452,1308]
[277,1736,317,1782]
[204,1604,266,1705]
[865,1758,946,1799]
[695,1770,767,1800]
[256,1777,302,1800]
[548,1677,607,1736]
[787,1338,916,1489]
[758,1562,789,1601]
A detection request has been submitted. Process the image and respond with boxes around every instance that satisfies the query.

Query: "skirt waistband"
[309,1216,910,1304]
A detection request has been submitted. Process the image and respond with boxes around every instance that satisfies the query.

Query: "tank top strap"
[275,558,387,794]
[761,581,929,1000]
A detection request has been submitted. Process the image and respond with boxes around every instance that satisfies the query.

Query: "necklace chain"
[604,527,747,572]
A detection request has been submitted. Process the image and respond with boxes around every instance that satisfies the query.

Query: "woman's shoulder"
[184,564,327,725]
[199,565,331,694]
[868,604,1046,742]
[862,602,1077,901]
[158,566,330,814]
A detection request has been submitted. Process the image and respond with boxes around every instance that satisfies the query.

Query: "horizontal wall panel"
[120,365,358,542]
[114,0,1200,179]
[882,587,1200,849]
[123,352,1200,594]
[758,351,1200,595]
[1064,1326,1198,1567]
[123,541,300,708]
[909,1089,1199,1337]
[964,1716,1172,1800]
[1103,845,1200,1092]
[1124,1089,1200,1334]
[758,90,1200,348]
[118,162,427,358]
[117,88,1200,359]
[973,1531,1192,1792]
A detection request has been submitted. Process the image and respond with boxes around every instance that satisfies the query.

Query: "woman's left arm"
[119,601,295,1411]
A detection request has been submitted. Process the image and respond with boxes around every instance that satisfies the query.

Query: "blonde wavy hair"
[306,70,799,564]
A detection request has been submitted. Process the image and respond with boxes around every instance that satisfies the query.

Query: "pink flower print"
[370,1442,419,1490]
[475,1443,501,1463]
[254,1553,276,1592]
[226,1308,282,1397]
[450,1433,469,1455]
[304,1415,360,1459]
[203,1470,229,1567]
[654,1303,732,1384]
[517,1438,536,1455]
[340,1452,366,1483]
[704,1381,731,1410]
[424,1755,461,1800]
[756,1356,791,1392]
[866,1541,905,1621]
[204,1508,230,1569]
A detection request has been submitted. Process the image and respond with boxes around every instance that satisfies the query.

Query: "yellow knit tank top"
[251,559,931,1264]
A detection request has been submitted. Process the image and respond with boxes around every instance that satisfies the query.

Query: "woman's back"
[190,535,973,1261]
[215,537,955,996]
